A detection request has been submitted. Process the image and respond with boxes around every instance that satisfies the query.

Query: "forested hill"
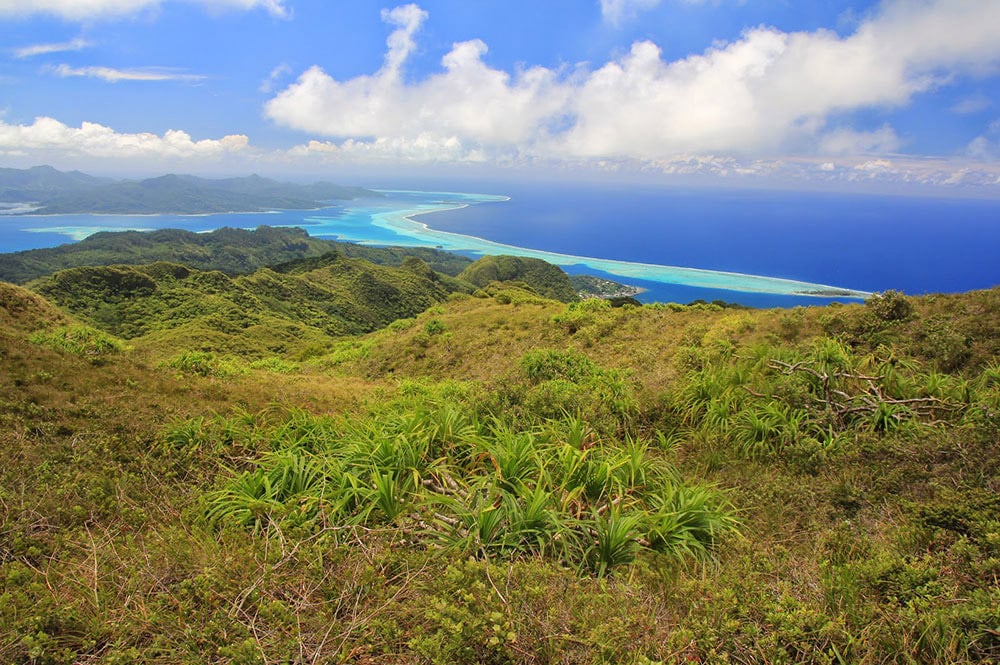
[26,257,471,351]
[0,164,111,200]
[458,254,580,302]
[0,166,379,214]
[10,231,599,355]
[0,226,474,284]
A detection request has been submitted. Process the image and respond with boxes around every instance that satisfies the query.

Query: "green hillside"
[26,255,469,355]
[0,225,475,284]
[459,254,580,302]
[1,254,998,664]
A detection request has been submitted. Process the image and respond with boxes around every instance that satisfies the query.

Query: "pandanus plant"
[205,408,740,577]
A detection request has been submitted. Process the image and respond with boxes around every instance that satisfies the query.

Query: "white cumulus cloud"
[561,0,1000,160]
[0,0,288,20]
[264,0,1000,167]
[265,5,572,147]
[0,116,249,159]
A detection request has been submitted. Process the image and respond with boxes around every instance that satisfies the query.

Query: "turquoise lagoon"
[2,188,877,305]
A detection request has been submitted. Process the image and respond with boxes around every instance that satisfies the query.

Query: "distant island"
[0,165,380,215]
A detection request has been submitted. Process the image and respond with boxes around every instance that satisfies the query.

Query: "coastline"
[3,190,871,299]
[15,205,335,218]
[389,203,871,299]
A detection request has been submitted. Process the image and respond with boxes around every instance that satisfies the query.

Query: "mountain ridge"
[0,165,381,214]
[25,256,471,353]
[0,225,473,284]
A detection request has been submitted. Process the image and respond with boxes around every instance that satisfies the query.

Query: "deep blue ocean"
[2,182,998,308]
[424,182,1000,306]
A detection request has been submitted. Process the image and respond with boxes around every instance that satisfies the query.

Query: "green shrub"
[524,379,589,420]
[424,318,446,335]
[777,309,804,341]
[248,356,300,374]
[29,324,126,359]
[551,300,610,334]
[520,348,598,383]
[311,339,373,366]
[866,289,914,323]
[914,317,972,372]
[387,317,416,332]
[672,345,705,372]
[163,350,245,378]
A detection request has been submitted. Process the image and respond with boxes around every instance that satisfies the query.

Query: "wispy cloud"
[951,93,991,115]
[599,0,661,25]
[966,119,1000,161]
[0,0,288,21]
[14,37,91,59]
[817,125,902,156]
[279,138,1000,189]
[259,63,292,93]
[50,64,207,83]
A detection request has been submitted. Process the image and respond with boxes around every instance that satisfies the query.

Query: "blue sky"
[1,0,998,193]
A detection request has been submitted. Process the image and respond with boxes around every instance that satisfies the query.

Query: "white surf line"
[353,199,871,298]
[22,225,158,241]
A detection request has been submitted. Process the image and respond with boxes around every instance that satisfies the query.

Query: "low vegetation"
[204,402,736,576]
[1,246,998,663]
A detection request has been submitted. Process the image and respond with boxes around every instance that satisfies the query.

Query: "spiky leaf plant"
[587,508,643,577]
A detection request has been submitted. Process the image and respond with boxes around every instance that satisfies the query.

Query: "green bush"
[29,324,126,359]
[424,318,447,335]
[914,316,972,372]
[866,289,914,323]
[387,317,416,332]
[520,348,598,384]
[248,356,300,374]
[163,350,245,378]
[524,379,589,420]
[551,300,610,334]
